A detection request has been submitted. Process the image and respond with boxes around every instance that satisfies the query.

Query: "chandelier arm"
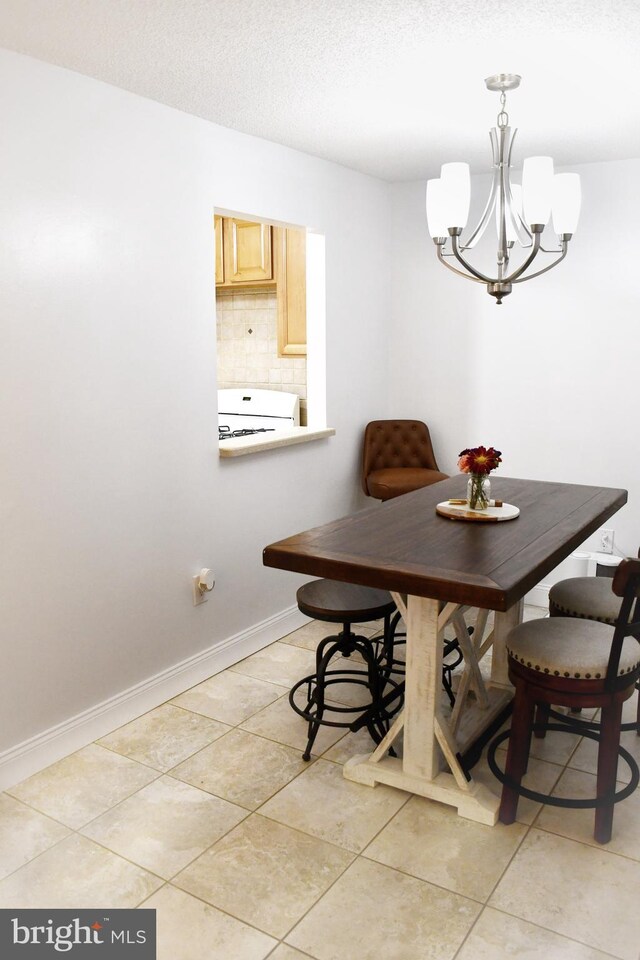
[451,234,495,283]
[502,231,542,283]
[511,243,568,283]
[505,128,533,247]
[436,244,486,283]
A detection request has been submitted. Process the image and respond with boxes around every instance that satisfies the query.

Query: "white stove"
[218,388,300,439]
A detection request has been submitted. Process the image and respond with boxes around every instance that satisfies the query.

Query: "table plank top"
[263,476,627,611]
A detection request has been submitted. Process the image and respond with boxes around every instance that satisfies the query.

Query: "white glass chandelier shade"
[426,179,448,238]
[552,173,582,235]
[439,162,471,229]
[426,74,581,304]
[522,156,554,225]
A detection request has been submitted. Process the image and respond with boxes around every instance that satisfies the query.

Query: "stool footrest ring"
[488,724,640,809]
[289,672,403,729]
[544,705,640,735]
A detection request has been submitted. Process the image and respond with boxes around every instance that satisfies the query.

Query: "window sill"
[218,427,335,458]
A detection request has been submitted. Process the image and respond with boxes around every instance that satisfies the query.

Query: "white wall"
[389,161,640,558]
[0,48,391,769]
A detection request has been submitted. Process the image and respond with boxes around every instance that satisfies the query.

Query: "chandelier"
[426,74,581,304]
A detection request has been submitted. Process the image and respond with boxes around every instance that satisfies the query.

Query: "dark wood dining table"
[263,475,627,824]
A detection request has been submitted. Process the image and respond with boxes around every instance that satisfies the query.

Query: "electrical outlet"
[600,529,614,554]
[192,575,209,606]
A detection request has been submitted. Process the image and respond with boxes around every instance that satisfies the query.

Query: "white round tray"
[436,501,520,523]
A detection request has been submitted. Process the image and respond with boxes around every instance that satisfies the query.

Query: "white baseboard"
[0,605,307,792]
[525,584,551,608]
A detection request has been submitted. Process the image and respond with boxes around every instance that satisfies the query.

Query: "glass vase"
[467,474,491,511]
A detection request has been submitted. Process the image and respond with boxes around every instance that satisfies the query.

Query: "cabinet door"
[214,216,224,284]
[276,227,307,356]
[224,219,273,283]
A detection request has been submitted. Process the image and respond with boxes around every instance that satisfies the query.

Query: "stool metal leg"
[291,621,398,761]
[355,636,387,743]
[380,611,402,677]
[314,632,342,673]
[301,638,344,760]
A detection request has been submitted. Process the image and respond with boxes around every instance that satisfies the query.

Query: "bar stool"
[289,579,401,760]
[488,558,640,844]
[548,566,639,734]
[550,575,622,624]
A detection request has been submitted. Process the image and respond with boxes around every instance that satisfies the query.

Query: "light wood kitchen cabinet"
[215,216,273,286]
[214,215,306,355]
[274,226,307,356]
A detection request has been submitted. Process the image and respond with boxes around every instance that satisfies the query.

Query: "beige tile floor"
[1,606,640,959]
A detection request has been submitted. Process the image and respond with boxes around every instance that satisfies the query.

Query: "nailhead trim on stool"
[506,617,640,679]
[549,576,622,624]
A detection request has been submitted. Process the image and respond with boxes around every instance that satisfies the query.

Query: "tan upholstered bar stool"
[489,558,640,844]
[550,576,622,624]
[549,564,640,733]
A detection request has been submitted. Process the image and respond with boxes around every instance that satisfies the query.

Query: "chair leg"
[499,685,536,825]
[636,681,640,736]
[301,641,339,761]
[379,612,396,678]
[380,610,403,678]
[534,702,550,738]
[358,638,387,741]
[594,698,623,844]
[314,633,341,674]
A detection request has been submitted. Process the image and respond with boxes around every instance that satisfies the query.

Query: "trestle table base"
[342,593,523,825]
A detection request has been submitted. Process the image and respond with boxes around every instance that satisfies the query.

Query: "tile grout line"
[450,810,538,958]
[135,879,283,946]
[0,830,73,889]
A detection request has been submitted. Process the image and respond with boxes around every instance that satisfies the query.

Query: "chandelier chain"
[497,90,509,128]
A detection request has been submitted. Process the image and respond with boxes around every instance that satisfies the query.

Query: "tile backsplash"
[216,292,307,414]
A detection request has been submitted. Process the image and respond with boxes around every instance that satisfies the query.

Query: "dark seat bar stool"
[290,579,401,760]
[488,557,640,844]
[547,552,640,735]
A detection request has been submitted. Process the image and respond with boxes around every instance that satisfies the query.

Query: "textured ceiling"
[0,0,638,181]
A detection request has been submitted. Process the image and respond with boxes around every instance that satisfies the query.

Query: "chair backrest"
[361,420,440,495]
[606,558,640,686]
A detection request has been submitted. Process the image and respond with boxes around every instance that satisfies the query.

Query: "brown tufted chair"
[361,420,449,501]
